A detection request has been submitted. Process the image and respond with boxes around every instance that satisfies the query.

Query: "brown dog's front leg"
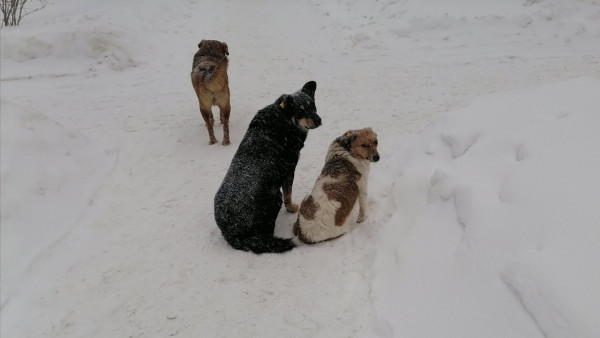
[282,174,298,213]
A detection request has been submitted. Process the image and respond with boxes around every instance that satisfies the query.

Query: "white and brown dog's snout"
[370,150,380,162]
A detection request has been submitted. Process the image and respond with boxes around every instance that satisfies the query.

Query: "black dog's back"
[214,81,321,254]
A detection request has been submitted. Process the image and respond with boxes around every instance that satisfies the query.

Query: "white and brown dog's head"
[335,128,380,162]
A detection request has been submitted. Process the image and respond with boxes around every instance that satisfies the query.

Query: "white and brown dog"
[293,128,380,244]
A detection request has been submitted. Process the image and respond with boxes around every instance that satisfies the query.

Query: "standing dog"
[214,81,322,254]
[293,128,379,244]
[191,39,231,145]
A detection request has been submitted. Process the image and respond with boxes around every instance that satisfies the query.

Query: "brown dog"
[191,39,231,145]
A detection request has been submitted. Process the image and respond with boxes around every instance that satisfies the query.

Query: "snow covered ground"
[1,0,599,337]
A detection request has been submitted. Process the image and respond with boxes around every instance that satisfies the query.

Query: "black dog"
[214,81,322,253]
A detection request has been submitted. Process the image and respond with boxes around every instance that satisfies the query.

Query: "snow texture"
[1,0,600,337]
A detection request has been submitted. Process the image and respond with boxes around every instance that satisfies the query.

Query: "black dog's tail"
[225,234,295,254]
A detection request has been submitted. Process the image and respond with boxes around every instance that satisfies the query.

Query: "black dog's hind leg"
[259,192,283,234]
[227,192,294,254]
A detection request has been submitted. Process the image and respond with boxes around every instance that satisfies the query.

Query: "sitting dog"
[191,39,231,145]
[293,128,379,244]
[214,81,322,254]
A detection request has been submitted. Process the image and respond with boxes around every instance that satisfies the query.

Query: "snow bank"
[369,77,600,338]
[0,0,195,76]
[1,19,141,75]
[313,0,600,58]
[0,101,115,308]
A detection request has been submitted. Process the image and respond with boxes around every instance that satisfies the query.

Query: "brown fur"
[321,157,362,226]
[191,39,231,145]
[293,220,314,244]
[299,195,319,220]
[343,128,380,162]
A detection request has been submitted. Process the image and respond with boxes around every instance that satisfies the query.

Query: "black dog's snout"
[313,115,322,127]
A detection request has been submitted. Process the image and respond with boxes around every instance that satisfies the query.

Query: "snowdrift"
[369,78,600,338]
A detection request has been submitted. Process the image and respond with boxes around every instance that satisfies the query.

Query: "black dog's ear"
[336,131,357,150]
[301,81,317,98]
[198,40,206,49]
[276,95,295,113]
[222,42,229,55]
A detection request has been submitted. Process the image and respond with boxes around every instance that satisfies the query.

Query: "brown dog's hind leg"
[219,103,231,146]
[200,106,218,145]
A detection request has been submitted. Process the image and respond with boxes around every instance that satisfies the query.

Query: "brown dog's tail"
[224,234,295,254]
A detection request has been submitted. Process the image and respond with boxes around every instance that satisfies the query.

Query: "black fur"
[214,81,322,254]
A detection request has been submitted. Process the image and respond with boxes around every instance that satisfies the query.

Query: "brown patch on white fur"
[293,219,314,244]
[299,195,319,220]
[191,39,231,145]
[321,157,361,226]
[294,128,380,244]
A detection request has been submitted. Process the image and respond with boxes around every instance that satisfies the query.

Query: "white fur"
[295,143,372,244]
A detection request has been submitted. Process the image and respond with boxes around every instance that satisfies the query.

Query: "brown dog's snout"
[372,151,380,162]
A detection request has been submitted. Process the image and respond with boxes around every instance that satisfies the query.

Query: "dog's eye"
[373,140,378,145]
[361,144,369,148]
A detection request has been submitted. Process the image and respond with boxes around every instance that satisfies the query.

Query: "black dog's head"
[276,81,322,132]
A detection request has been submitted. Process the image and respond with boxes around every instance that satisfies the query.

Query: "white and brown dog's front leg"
[357,184,368,223]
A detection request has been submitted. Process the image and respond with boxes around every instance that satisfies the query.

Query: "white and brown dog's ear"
[336,131,357,150]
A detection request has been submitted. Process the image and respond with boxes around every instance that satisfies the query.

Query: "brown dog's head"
[336,128,380,162]
[197,40,229,60]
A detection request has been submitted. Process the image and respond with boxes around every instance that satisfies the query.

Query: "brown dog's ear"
[198,40,206,49]
[336,131,357,150]
[221,42,229,56]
